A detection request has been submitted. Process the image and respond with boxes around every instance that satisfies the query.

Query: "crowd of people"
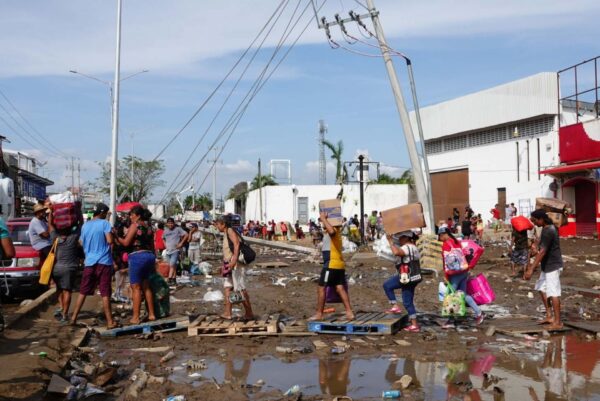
[25,196,563,333]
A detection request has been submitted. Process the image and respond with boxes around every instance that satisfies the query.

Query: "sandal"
[403,324,421,333]
[106,322,122,330]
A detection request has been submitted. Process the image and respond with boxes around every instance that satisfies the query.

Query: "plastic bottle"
[382,390,401,398]
[163,396,186,401]
[331,347,346,354]
[284,385,300,396]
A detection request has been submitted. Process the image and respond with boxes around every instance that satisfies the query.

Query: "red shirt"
[154,229,165,250]
[491,208,500,219]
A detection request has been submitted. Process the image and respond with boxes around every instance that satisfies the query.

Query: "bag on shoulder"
[39,239,58,285]
[443,247,469,275]
[227,229,256,265]
[397,246,422,285]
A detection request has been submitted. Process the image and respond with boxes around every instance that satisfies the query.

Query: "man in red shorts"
[70,203,117,329]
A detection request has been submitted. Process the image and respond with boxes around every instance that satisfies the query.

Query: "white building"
[414,65,600,237]
[225,183,411,225]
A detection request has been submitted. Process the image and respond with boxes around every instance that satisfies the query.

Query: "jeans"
[448,271,481,317]
[382,276,418,319]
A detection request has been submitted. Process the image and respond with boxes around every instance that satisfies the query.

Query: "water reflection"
[166,335,600,400]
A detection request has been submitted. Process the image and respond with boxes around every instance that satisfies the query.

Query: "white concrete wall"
[232,184,409,224]
[427,129,559,219]
[224,198,235,215]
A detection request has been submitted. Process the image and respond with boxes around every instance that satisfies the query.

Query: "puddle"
[167,335,600,400]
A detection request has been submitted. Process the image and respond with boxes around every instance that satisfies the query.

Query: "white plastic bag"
[203,289,224,302]
[49,190,75,204]
[342,237,357,254]
[198,262,212,276]
[438,282,447,302]
[373,235,396,262]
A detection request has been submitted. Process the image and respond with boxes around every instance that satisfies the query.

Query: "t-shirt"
[512,229,528,251]
[154,229,165,250]
[163,227,186,251]
[491,208,500,219]
[28,217,51,251]
[396,243,420,265]
[368,215,377,226]
[328,227,344,270]
[539,225,562,273]
[188,231,202,249]
[51,230,81,270]
[80,219,113,266]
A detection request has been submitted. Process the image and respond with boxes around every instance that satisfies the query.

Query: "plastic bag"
[203,289,224,302]
[49,191,76,204]
[373,235,396,262]
[441,283,466,317]
[199,262,212,276]
[438,282,447,302]
[467,274,496,305]
[342,237,357,254]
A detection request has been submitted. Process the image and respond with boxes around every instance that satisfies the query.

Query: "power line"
[151,0,289,161]
[0,87,68,157]
[159,0,317,203]
[0,113,40,149]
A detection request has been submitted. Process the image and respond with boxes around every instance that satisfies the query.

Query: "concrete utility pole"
[358,154,365,245]
[364,0,433,231]
[208,147,220,219]
[258,158,263,222]
[130,132,135,201]
[109,0,123,225]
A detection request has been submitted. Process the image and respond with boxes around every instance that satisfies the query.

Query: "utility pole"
[318,120,327,185]
[109,0,123,225]
[77,158,81,195]
[258,158,263,222]
[130,132,134,201]
[364,0,432,231]
[358,154,365,245]
[208,147,220,219]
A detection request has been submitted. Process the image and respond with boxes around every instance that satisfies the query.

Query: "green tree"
[250,174,278,190]
[183,193,213,211]
[96,156,165,202]
[376,173,403,184]
[399,169,414,188]
[322,139,347,184]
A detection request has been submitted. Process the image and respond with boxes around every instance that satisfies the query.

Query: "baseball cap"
[93,203,110,216]
[438,226,449,235]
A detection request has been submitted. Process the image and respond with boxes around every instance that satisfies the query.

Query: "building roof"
[411,72,558,141]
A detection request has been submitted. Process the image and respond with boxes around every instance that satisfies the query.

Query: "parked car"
[2,217,42,297]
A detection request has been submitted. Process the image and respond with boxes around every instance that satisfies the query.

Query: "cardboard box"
[547,212,568,227]
[535,197,573,214]
[381,203,426,235]
[319,199,343,226]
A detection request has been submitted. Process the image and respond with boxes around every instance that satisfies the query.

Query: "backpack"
[226,228,256,265]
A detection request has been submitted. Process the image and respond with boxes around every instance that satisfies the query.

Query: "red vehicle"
[2,217,43,297]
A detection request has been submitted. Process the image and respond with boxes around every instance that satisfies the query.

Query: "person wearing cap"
[383,230,421,332]
[309,210,354,321]
[28,203,52,264]
[524,209,564,330]
[70,203,118,329]
[439,226,485,328]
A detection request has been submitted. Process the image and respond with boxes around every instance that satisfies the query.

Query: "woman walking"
[116,205,156,324]
[187,223,202,269]
[214,216,254,320]
[48,209,81,322]
[382,231,421,332]
[439,226,485,328]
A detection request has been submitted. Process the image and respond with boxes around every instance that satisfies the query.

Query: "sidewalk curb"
[5,287,57,329]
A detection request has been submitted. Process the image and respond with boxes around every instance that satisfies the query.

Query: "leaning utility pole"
[208,147,220,219]
[109,0,123,224]
[318,120,327,185]
[364,0,432,230]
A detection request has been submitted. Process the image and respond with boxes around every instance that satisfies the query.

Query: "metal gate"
[297,197,308,224]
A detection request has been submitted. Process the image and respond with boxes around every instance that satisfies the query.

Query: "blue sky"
[0,0,598,203]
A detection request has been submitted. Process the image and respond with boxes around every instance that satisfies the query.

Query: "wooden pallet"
[564,320,600,335]
[187,314,280,337]
[563,285,600,298]
[491,317,571,335]
[97,317,189,337]
[307,312,406,335]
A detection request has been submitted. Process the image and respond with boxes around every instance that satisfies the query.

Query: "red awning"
[539,160,600,175]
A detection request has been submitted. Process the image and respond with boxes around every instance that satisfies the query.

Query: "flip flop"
[106,322,122,330]
[537,318,553,325]
[219,315,233,320]
[307,315,323,322]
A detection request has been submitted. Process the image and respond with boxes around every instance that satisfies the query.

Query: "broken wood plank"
[564,320,600,335]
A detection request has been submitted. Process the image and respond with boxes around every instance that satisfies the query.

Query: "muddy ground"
[2,235,600,400]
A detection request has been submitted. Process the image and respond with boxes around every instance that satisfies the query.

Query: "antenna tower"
[318,119,327,184]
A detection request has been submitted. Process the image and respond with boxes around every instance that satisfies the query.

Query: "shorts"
[511,249,529,266]
[166,250,180,267]
[52,266,76,291]
[318,267,346,287]
[80,263,113,297]
[535,269,562,297]
[224,267,246,291]
[128,251,156,285]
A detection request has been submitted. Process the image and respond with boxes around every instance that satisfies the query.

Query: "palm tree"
[398,169,414,188]
[376,173,402,184]
[322,139,345,184]
[250,174,278,190]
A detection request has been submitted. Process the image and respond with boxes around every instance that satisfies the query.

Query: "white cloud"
[0,0,597,78]
[221,159,254,174]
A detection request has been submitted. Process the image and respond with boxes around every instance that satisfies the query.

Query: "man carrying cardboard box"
[309,210,355,321]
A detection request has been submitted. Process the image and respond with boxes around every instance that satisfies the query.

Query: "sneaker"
[385,305,403,314]
[442,320,455,329]
[476,312,486,326]
[403,324,421,333]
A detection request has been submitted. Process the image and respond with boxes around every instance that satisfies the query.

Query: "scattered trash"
[255,379,265,387]
[160,350,176,364]
[188,372,202,378]
[485,326,496,337]
[163,396,186,401]
[125,368,165,398]
[527,292,534,299]
[331,346,346,354]
[203,289,224,302]
[398,374,413,389]
[586,260,599,266]
[276,346,293,354]
[393,339,411,346]
[382,389,402,398]
[185,359,207,370]
[284,384,301,396]
[19,299,33,307]
[29,351,47,358]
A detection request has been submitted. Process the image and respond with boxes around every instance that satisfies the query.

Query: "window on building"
[443,135,468,152]
[424,140,442,154]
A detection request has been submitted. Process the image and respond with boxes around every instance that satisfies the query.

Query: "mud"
[3,236,600,400]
